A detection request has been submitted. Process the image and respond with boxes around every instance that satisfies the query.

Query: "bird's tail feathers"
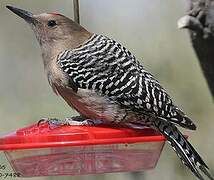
[170,106,197,130]
[153,118,213,180]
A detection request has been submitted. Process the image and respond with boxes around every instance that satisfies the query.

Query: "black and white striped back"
[56,34,213,180]
[57,34,195,130]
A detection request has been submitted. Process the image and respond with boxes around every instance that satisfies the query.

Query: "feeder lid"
[0,123,165,150]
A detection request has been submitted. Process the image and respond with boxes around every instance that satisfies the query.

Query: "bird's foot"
[63,117,103,126]
[37,117,66,129]
[37,116,103,129]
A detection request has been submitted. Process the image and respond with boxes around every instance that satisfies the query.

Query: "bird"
[6,5,213,180]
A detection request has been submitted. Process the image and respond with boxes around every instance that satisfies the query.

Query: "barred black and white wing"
[57,34,195,130]
[57,34,213,180]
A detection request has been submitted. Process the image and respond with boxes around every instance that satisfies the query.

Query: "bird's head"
[6,5,91,52]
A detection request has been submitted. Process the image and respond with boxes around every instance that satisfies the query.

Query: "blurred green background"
[0,0,213,180]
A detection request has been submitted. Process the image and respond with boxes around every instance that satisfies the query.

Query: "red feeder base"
[0,123,166,177]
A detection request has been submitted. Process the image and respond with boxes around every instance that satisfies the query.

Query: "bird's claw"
[37,117,49,126]
[37,117,103,129]
[37,117,67,129]
[64,118,103,126]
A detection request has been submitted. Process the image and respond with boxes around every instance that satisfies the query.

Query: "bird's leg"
[38,116,104,128]
[64,116,104,126]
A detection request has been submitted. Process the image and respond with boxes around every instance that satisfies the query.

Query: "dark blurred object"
[178,0,214,100]
[131,172,144,180]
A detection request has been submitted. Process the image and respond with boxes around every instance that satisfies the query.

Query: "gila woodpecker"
[6,5,213,180]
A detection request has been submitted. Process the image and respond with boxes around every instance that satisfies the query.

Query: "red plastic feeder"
[0,123,166,177]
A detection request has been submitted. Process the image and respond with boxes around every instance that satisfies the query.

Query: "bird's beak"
[6,5,37,25]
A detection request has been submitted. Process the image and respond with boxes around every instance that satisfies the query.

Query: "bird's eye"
[47,20,57,27]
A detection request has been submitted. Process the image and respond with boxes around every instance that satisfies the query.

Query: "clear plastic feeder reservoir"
[0,123,166,177]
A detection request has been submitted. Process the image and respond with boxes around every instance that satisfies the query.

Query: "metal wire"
[73,0,80,24]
